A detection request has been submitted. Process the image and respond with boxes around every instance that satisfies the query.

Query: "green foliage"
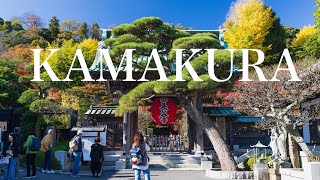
[91,23,100,40]
[169,33,221,59]
[110,17,190,55]
[187,74,218,90]
[21,141,68,170]
[116,81,156,116]
[79,22,89,41]
[112,34,142,46]
[110,42,157,59]
[0,18,3,26]
[264,16,286,64]
[18,89,39,106]
[11,22,24,31]
[283,26,299,47]
[34,151,62,170]
[315,0,320,30]
[30,38,49,48]
[49,16,60,41]
[1,21,12,31]
[49,39,78,79]
[243,154,271,171]
[224,0,284,63]
[61,86,93,119]
[0,58,22,108]
[29,99,56,113]
[19,109,37,140]
[112,24,135,36]
[304,33,320,58]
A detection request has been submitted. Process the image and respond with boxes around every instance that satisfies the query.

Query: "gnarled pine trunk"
[288,133,301,168]
[177,93,238,171]
[286,124,318,162]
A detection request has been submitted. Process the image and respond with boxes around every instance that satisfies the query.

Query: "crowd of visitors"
[0,127,151,179]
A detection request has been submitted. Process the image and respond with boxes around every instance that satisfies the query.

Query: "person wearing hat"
[40,129,55,173]
[71,129,83,177]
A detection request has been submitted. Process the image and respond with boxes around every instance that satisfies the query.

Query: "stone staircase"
[147,154,202,169]
[79,151,125,171]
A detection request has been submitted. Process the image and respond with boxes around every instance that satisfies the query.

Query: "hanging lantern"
[151,97,176,125]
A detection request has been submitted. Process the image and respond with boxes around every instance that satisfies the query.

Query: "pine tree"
[91,23,100,40]
[49,16,60,41]
[79,22,89,41]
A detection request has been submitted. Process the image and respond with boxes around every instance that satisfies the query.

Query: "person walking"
[3,133,19,180]
[90,136,104,177]
[40,129,55,173]
[130,134,151,180]
[23,131,39,179]
[71,129,83,177]
[13,127,22,179]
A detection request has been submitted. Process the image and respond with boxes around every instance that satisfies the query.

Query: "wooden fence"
[145,135,189,152]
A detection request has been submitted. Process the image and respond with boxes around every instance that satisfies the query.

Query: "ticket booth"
[71,127,106,161]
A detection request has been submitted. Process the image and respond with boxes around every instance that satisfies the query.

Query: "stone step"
[149,159,201,164]
[149,163,202,169]
[102,166,115,171]
[103,151,123,155]
[103,154,122,161]
[148,155,201,161]
[79,164,116,171]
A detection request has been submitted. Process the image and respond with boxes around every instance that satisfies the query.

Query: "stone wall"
[279,162,320,180]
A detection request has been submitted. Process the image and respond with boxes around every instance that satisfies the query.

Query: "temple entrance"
[145,134,189,152]
[137,98,190,153]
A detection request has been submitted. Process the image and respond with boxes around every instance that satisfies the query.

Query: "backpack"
[69,137,78,152]
[30,137,41,151]
[130,147,143,165]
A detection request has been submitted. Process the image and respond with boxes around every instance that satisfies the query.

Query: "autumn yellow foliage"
[224,0,276,54]
[292,26,316,47]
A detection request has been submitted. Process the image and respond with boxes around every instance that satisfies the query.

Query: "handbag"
[0,156,9,165]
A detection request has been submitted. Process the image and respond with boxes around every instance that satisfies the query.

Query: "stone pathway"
[16,169,213,180]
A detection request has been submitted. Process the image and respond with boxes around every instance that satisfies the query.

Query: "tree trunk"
[177,94,238,171]
[286,124,318,161]
[288,133,301,168]
[35,114,42,137]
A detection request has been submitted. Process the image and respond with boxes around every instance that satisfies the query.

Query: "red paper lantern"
[151,98,176,125]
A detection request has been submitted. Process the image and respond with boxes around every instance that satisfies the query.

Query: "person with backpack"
[40,129,55,173]
[130,134,151,180]
[70,129,83,177]
[90,136,104,177]
[3,133,19,180]
[23,131,40,178]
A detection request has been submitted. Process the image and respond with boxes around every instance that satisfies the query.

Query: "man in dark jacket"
[90,137,104,177]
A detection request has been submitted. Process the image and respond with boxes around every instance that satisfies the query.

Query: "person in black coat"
[90,137,104,177]
[2,133,20,180]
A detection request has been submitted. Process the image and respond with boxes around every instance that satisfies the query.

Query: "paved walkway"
[15,169,213,180]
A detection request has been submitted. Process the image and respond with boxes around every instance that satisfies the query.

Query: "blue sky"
[0,0,316,29]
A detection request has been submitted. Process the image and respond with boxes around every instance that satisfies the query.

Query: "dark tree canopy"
[79,22,89,41]
[91,23,100,40]
[111,17,190,54]
[49,16,60,41]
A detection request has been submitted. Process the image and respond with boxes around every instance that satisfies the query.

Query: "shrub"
[21,141,69,170]
[243,154,271,171]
